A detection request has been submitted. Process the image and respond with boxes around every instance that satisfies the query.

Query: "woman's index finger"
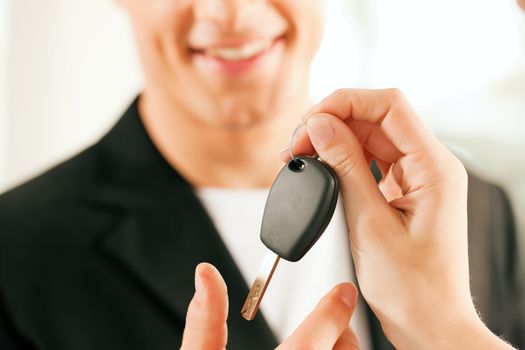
[303,88,439,156]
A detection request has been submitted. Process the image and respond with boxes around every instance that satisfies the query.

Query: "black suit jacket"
[0,99,523,349]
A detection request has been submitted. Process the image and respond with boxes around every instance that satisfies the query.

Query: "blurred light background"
[0,0,524,245]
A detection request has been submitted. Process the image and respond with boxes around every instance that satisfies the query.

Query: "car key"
[241,155,339,321]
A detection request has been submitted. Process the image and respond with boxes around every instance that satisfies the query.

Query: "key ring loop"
[289,123,305,162]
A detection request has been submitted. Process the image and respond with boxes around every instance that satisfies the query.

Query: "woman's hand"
[180,263,360,350]
[285,88,514,349]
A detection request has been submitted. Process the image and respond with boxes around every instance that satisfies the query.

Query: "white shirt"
[196,187,372,349]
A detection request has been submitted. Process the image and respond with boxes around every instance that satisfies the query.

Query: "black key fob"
[260,156,339,262]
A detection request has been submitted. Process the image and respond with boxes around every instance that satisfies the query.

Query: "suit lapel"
[89,98,277,349]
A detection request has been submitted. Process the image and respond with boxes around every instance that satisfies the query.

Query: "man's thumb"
[305,113,388,221]
[181,263,228,350]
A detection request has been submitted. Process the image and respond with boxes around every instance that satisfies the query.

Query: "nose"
[193,0,257,31]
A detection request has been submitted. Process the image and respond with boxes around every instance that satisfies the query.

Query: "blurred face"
[120,0,325,128]
[519,0,525,11]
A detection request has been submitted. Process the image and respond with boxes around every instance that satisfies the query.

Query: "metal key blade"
[241,251,280,321]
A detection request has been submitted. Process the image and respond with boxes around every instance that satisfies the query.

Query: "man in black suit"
[0,1,523,349]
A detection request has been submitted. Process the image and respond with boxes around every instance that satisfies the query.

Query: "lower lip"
[192,38,284,76]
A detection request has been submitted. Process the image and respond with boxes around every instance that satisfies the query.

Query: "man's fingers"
[180,263,228,350]
[278,283,358,350]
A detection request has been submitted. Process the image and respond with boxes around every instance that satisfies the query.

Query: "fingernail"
[194,266,206,301]
[307,117,334,148]
[339,284,357,307]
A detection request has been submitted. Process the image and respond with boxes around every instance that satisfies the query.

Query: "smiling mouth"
[190,35,284,62]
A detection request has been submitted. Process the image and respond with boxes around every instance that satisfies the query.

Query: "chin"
[210,104,280,130]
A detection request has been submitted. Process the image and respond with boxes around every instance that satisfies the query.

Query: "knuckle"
[430,151,468,190]
[330,88,350,101]
[448,155,468,185]
[453,155,467,173]
[330,147,361,180]
[384,88,405,103]
[450,154,466,173]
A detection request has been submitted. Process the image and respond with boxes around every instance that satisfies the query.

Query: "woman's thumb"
[305,113,388,222]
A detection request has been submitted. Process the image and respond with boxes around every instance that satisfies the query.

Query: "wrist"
[431,320,516,350]
[389,313,515,350]
[380,297,492,350]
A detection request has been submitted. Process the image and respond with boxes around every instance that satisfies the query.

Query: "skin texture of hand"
[180,263,360,350]
[284,88,515,350]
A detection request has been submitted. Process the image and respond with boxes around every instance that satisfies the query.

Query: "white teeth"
[206,40,273,61]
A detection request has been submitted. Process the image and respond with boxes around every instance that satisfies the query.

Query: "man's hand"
[181,263,360,350]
